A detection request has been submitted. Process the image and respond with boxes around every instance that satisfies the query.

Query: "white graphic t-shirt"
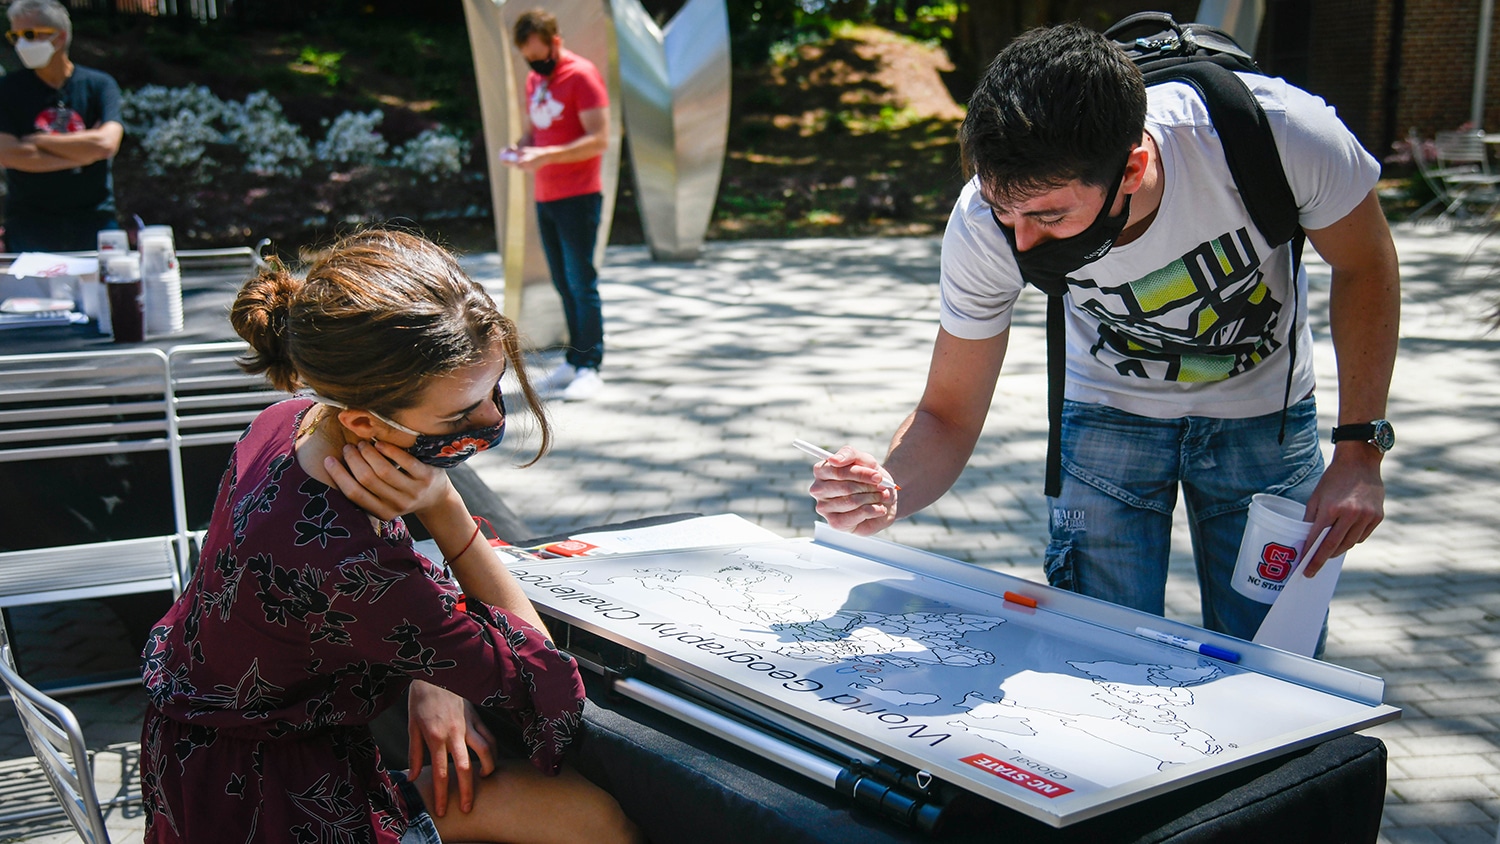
[938,73,1380,419]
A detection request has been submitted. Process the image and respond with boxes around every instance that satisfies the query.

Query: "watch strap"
[1331,423,1375,443]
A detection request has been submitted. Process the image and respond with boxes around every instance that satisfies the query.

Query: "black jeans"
[4,213,118,253]
[535,192,604,370]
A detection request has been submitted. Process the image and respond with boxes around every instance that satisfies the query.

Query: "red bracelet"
[474,515,496,542]
[445,520,483,564]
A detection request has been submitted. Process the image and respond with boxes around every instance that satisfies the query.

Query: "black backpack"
[1032,12,1305,497]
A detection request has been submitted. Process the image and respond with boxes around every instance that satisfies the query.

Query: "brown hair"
[513,8,558,47]
[231,229,550,461]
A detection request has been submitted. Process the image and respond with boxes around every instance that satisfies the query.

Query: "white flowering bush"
[121,86,471,182]
[315,110,388,167]
[115,85,487,248]
[222,92,312,177]
[140,110,220,178]
[120,84,231,135]
[396,126,470,180]
[123,86,313,179]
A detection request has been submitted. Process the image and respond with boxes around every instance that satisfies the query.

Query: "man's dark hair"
[959,23,1147,205]
[513,8,559,47]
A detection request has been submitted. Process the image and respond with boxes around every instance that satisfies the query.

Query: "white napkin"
[1252,528,1341,656]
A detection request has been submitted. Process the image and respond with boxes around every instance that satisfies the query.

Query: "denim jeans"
[388,769,443,844]
[1044,396,1324,642]
[536,193,604,370]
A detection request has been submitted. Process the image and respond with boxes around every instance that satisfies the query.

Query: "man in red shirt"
[501,9,610,401]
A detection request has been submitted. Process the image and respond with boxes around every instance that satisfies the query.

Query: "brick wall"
[959,2,1500,163]
[1307,1,1387,155]
[1393,0,1495,138]
[1258,1,1500,163]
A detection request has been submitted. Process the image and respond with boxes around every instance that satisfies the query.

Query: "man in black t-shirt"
[0,0,122,252]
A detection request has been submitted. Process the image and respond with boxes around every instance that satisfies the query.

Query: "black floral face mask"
[311,386,507,469]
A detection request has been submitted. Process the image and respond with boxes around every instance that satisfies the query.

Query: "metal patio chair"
[165,341,290,577]
[1432,129,1500,223]
[0,625,138,843]
[0,348,185,696]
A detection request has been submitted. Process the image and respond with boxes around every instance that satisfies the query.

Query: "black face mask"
[991,158,1133,296]
[528,49,557,76]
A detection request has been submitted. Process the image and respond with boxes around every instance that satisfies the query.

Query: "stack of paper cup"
[140,234,183,335]
[138,224,175,250]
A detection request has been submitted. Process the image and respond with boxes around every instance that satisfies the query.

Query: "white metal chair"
[0,239,272,273]
[166,341,290,576]
[173,240,272,275]
[0,607,136,842]
[0,348,185,695]
[1430,129,1500,223]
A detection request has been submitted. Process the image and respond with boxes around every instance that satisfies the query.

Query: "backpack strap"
[1040,60,1304,498]
[1142,60,1301,246]
[1044,295,1067,497]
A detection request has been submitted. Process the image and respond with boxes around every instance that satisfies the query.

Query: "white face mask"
[15,37,54,70]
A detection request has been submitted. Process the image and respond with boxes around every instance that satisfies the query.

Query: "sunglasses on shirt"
[5,28,57,45]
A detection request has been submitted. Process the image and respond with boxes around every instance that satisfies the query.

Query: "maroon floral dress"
[139,399,584,843]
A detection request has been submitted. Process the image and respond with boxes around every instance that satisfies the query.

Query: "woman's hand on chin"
[323,440,454,521]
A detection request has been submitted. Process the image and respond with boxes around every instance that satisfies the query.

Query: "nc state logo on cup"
[1233,494,1314,604]
[1257,543,1298,584]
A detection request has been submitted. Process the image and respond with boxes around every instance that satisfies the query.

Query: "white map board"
[511,529,1398,826]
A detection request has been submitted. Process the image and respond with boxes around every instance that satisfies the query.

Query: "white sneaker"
[534,362,577,394]
[561,367,603,401]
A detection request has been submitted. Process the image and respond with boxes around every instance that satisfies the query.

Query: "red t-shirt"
[526,48,608,202]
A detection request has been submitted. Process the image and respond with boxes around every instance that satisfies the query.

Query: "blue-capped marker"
[1134,626,1241,663]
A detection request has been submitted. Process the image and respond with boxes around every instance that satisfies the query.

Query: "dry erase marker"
[792,439,900,490]
[1134,626,1241,663]
[1002,591,1038,608]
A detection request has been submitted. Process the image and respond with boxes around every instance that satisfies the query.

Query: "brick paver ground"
[2,225,1496,842]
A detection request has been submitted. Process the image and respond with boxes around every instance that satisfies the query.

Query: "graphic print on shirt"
[529,80,564,129]
[33,104,84,134]
[1070,227,1284,383]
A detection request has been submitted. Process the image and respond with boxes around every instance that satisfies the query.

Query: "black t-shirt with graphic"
[0,65,121,225]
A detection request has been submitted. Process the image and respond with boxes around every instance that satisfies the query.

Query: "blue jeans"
[388,769,443,844]
[1044,396,1324,642]
[536,193,604,370]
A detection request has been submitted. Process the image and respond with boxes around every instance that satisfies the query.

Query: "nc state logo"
[1258,543,1298,583]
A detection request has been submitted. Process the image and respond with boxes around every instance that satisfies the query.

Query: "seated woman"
[138,229,640,844]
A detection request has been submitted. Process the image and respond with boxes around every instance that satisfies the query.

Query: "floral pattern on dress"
[139,399,585,843]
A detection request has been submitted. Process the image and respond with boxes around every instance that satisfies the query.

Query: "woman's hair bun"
[230,267,304,393]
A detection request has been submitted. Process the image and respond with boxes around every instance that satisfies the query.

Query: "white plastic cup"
[97,229,129,255]
[1231,494,1342,604]
[91,275,111,334]
[138,225,175,249]
[78,272,101,316]
[140,235,173,275]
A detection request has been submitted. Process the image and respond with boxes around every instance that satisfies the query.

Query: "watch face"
[1372,420,1395,452]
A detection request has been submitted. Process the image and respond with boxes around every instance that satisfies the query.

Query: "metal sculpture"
[612,0,731,261]
[460,0,623,331]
